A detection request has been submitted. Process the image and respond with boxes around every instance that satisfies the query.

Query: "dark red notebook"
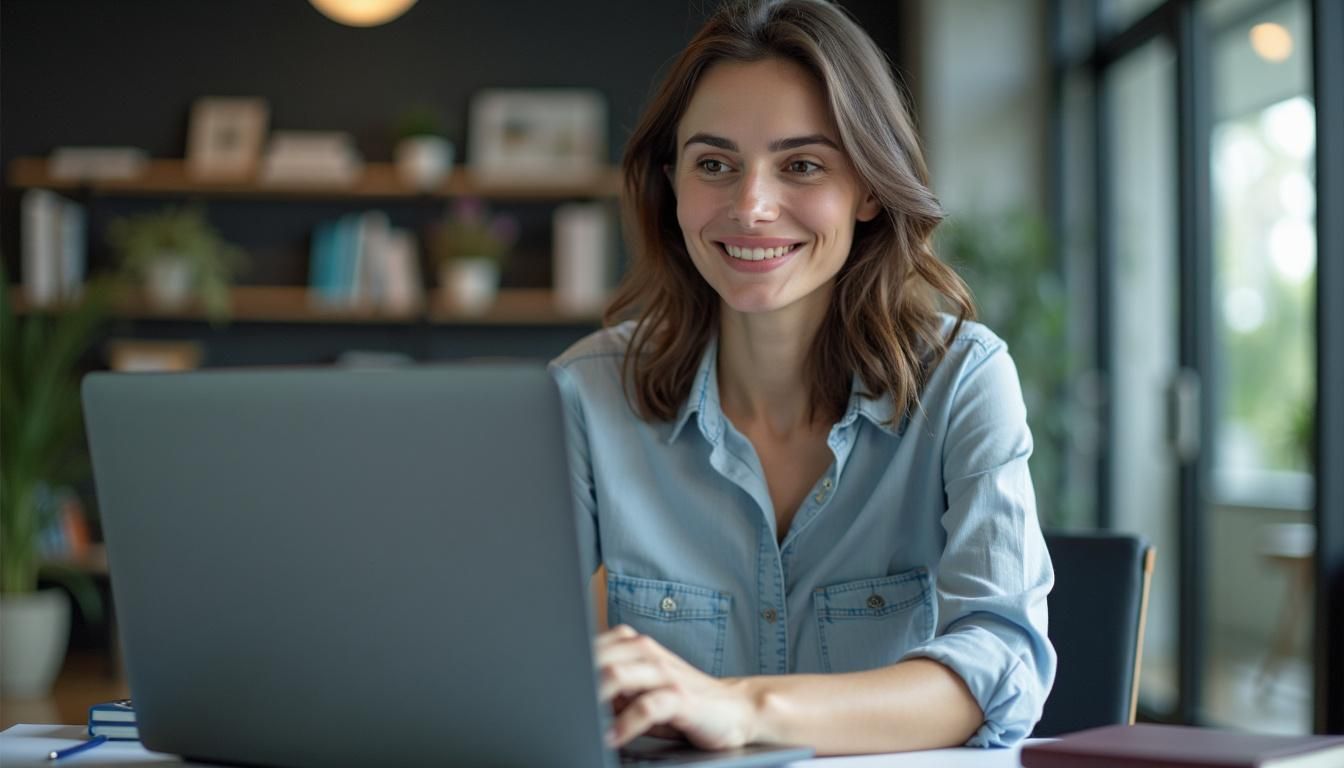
[1021,724,1344,768]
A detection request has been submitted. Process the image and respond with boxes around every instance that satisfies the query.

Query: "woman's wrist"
[729,675,787,745]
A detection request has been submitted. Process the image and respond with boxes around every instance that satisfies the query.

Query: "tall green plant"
[937,212,1076,527]
[0,268,110,604]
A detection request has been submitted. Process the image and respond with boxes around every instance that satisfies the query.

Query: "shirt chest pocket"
[813,568,934,674]
[606,574,731,678]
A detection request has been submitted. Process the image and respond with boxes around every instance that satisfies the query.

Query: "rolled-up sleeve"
[548,361,601,579]
[898,339,1056,747]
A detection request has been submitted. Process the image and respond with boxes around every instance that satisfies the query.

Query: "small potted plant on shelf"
[428,198,518,315]
[0,267,107,697]
[107,205,246,321]
[394,105,454,191]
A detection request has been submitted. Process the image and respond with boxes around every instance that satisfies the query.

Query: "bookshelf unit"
[8,157,618,330]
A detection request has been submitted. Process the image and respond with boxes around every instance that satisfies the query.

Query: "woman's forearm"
[740,659,984,755]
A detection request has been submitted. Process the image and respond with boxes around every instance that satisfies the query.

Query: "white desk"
[0,724,1028,767]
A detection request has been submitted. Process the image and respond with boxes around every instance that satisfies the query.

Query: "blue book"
[309,220,340,305]
[88,699,138,740]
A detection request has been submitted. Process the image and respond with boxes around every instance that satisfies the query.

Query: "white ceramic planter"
[395,136,454,191]
[0,588,71,698]
[146,256,194,308]
[440,258,500,315]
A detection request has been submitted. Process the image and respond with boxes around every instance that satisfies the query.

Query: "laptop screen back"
[83,365,608,768]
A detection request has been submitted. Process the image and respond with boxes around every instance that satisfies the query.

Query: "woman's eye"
[788,160,821,174]
[698,159,728,174]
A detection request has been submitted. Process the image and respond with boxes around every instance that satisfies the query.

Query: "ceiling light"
[309,0,417,27]
[1249,22,1293,63]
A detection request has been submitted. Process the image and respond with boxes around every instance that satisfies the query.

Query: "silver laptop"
[83,365,812,768]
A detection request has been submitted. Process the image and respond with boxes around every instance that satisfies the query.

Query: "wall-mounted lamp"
[309,0,417,27]
[1249,22,1293,63]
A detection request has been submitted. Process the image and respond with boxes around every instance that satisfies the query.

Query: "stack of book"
[20,189,86,306]
[261,131,362,185]
[308,211,423,313]
[87,699,137,740]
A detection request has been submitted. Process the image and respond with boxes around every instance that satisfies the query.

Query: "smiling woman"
[548,0,1055,756]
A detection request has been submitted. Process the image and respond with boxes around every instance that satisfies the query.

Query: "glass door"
[1102,36,1185,719]
[1204,0,1316,734]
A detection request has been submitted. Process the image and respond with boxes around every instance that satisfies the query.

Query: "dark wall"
[0,0,906,362]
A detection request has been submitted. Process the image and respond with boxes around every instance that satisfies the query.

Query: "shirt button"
[822,478,833,489]
[866,594,885,610]
[660,596,677,613]
[762,608,777,624]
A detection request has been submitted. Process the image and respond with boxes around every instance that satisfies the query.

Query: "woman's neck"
[716,291,830,439]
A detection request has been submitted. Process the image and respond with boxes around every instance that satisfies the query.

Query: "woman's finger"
[593,624,639,652]
[606,688,682,748]
[597,659,665,703]
[594,631,671,669]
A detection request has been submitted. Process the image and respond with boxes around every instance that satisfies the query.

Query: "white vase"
[0,588,71,698]
[440,258,500,315]
[395,136,454,191]
[146,255,194,308]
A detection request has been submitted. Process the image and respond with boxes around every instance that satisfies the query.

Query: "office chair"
[1032,530,1156,737]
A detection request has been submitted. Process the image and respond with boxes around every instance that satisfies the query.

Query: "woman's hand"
[594,624,759,750]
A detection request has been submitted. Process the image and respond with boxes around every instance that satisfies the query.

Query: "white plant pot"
[0,588,71,698]
[395,136,454,191]
[440,258,500,315]
[146,256,194,308]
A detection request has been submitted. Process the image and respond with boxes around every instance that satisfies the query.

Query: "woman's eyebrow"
[682,133,840,153]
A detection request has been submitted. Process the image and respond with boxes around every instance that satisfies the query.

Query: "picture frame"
[468,89,607,185]
[186,97,269,179]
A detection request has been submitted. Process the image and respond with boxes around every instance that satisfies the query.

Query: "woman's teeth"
[723,244,795,261]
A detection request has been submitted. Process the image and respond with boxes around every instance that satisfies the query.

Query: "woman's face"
[671,57,879,318]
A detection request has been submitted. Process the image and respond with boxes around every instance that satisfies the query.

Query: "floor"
[0,650,128,731]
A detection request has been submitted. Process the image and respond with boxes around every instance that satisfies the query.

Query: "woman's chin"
[717,291,790,317]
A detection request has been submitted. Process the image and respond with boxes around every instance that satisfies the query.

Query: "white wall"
[916,0,1049,218]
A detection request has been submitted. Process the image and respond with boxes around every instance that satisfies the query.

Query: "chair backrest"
[1032,530,1156,737]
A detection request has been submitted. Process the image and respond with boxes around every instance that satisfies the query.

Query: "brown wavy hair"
[604,0,975,427]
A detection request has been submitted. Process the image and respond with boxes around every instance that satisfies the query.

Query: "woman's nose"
[728,169,779,226]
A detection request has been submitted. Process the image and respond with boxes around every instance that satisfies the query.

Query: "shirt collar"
[667,334,723,445]
[841,372,907,437]
[668,337,905,443]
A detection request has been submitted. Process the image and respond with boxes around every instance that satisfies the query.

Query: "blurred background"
[1,0,1340,740]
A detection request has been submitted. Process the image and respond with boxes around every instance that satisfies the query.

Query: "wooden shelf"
[7,157,622,201]
[11,286,604,326]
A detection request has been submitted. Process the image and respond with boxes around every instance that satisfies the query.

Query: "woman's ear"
[856,191,881,222]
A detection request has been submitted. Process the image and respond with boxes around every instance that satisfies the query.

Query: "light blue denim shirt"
[548,316,1056,747]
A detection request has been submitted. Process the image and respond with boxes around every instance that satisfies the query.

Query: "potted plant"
[428,198,518,314]
[0,268,107,697]
[108,205,246,320]
[393,106,454,191]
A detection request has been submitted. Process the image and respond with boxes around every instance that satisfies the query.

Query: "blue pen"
[48,735,108,761]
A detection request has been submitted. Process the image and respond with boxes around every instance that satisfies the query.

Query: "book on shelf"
[261,130,362,185]
[309,211,423,313]
[49,146,148,181]
[88,699,138,741]
[20,188,86,306]
[1020,723,1344,768]
[553,202,612,314]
